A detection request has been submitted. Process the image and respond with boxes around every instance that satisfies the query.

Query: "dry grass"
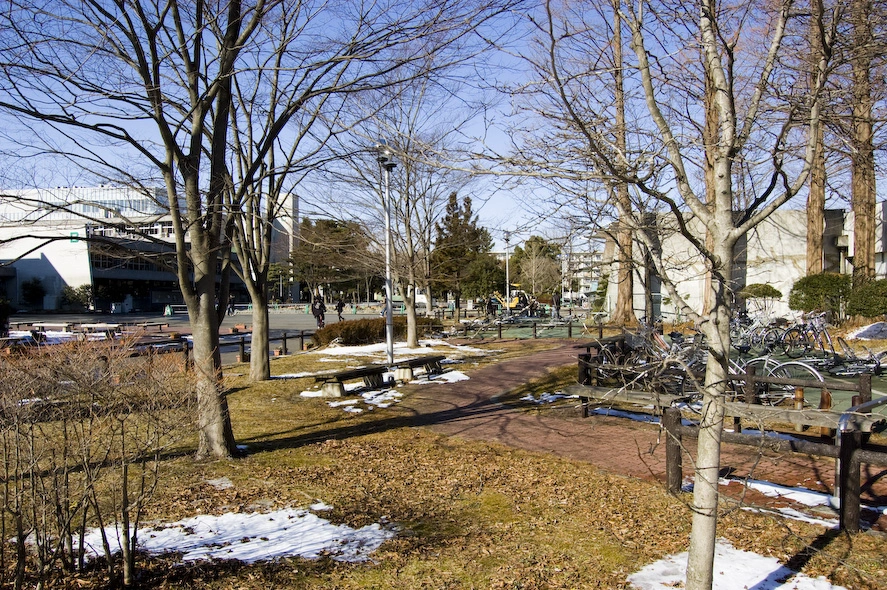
[66,338,887,588]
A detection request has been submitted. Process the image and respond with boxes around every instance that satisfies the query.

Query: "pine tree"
[432,193,492,317]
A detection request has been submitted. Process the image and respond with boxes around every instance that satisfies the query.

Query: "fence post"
[299,330,305,352]
[838,429,862,532]
[794,386,805,433]
[239,337,246,362]
[533,323,537,338]
[182,338,191,371]
[578,353,591,386]
[282,332,288,355]
[567,320,572,338]
[498,322,502,339]
[663,407,683,495]
[859,373,872,404]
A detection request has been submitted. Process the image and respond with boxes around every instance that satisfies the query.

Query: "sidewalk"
[399,341,887,531]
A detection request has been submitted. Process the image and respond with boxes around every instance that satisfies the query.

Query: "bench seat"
[314,365,391,397]
[393,355,446,382]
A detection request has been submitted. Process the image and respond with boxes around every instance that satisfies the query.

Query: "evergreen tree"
[432,193,492,316]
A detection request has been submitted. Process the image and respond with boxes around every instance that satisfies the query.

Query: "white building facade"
[0,186,298,311]
[602,205,880,322]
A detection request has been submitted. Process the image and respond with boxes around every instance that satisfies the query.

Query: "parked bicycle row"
[730,310,887,377]
[580,321,874,410]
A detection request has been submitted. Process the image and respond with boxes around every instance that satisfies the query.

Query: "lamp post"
[376,140,397,367]
[504,231,511,317]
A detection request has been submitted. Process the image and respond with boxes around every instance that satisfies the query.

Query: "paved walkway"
[400,341,887,531]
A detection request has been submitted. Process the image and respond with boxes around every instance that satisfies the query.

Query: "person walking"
[335,298,345,322]
[486,295,497,319]
[551,290,561,319]
[311,296,326,329]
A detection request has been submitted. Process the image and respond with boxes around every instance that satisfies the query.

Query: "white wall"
[0,221,93,308]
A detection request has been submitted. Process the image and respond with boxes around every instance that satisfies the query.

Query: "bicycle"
[779,311,837,360]
[728,356,822,407]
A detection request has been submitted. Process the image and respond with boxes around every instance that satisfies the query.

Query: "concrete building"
[601,205,885,321]
[0,186,298,312]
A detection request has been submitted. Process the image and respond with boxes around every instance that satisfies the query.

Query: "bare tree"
[0,0,277,457]
[499,1,833,587]
[222,0,522,376]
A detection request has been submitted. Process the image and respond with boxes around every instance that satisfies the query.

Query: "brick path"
[400,341,887,531]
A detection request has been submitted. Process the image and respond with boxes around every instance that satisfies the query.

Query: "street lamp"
[376,140,397,367]
[504,231,511,317]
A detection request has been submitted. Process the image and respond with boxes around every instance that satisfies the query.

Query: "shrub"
[788,273,850,317]
[0,297,11,337]
[313,316,438,347]
[738,283,782,318]
[0,340,196,587]
[738,283,782,300]
[21,277,45,306]
[60,284,93,310]
[846,279,887,318]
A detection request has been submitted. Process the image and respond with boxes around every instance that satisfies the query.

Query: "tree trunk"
[851,0,876,284]
[806,0,826,275]
[248,289,271,381]
[189,297,236,459]
[609,5,636,327]
[686,240,733,590]
[403,282,419,348]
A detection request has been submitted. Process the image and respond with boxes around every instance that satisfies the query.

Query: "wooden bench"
[314,365,391,397]
[393,355,446,382]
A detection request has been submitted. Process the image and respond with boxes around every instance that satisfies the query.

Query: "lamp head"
[375,139,397,169]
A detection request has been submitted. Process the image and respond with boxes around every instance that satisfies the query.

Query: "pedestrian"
[311,296,326,329]
[486,295,497,318]
[551,291,561,319]
[335,298,345,322]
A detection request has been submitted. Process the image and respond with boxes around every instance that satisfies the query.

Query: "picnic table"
[30,322,74,332]
[80,323,122,334]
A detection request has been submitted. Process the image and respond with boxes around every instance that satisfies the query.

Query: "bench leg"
[321,381,345,397]
[364,374,387,389]
[395,367,414,383]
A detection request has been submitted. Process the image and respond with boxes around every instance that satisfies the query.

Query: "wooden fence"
[569,338,887,532]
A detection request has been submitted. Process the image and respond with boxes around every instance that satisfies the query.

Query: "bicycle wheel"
[766,360,823,407]
[759,327,782,353]
[731,356,779,402]
[781,327,812,359]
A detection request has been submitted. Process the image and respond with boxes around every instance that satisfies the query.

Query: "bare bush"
[0,339,197,588]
